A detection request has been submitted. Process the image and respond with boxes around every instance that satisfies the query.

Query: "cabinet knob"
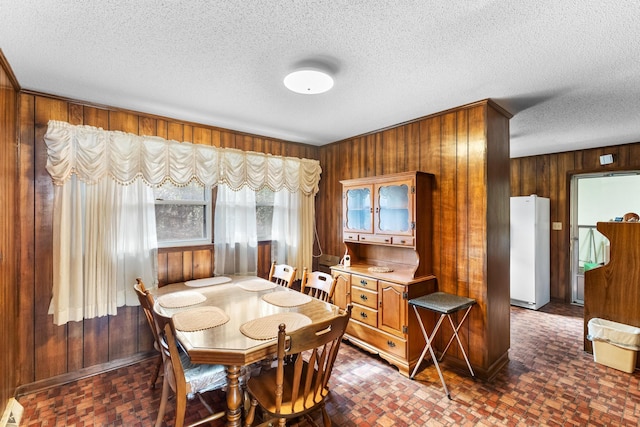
[360,294,368,301]
[359,312,368,319]
[387,340,396,348]
[384,238,390,242]
[360,279,367,285]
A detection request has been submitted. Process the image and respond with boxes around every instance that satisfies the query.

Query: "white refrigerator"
[510,195,550,310]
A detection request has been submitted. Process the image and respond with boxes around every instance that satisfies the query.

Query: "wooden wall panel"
[18,94,36,386]
[34,96,68,381]
[17,92,319,388]
[0,50,19,409]
[510,142,640,302]
[316,100,512,379]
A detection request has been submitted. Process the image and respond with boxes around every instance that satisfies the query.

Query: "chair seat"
[246,362,329,417]
[178,350,228,398]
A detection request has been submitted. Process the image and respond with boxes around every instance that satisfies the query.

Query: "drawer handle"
[384,238,390,242]
[359,312,368,319]
[360,236,366,241]
[387,340,396,348]
[360,294,368,301]
[360,279,367,285]
[400,240,406,244]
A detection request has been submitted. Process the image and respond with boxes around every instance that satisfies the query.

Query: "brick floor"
[17,302,640,426]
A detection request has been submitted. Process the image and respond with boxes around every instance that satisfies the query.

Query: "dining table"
[151,275,342,427]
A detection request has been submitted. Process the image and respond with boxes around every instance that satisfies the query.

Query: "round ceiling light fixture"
[284,68,334,94]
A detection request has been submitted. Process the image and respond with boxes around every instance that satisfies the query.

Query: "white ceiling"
[1,0,639,158]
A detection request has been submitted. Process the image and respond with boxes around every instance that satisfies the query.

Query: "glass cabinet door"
[344,186,372,232]
[376,181,411,234]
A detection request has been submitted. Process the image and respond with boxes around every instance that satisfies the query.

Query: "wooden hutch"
[331,171,436,376]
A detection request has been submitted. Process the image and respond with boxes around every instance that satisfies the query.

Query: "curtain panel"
[44,121,322,325]
[45,120,322,195]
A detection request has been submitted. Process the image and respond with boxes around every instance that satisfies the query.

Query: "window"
[154,181,212,247]
[256,187,275,241]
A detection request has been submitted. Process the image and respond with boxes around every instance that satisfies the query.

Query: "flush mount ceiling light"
[284,68,334,94]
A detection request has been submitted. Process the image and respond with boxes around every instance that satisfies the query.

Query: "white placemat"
[172,306,230,332]
[157,290,206,308]
[236,279,278,292]
[185,276,232,287]
[262,291,312,307]
[240,312,312,340]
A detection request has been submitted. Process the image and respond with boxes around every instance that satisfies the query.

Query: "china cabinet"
[332,171,436,376]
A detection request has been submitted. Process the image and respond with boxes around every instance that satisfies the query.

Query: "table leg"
[225,365,243,427]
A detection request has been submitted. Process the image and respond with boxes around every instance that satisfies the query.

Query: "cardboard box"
[593,340,638,373]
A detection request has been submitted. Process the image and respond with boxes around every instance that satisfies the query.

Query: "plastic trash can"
[587,318,640,373]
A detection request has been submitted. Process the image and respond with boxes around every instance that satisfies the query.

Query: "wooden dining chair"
[243,305,352,427]
[133,278,163,389]
[152,308,229,427]
[268,261,297,288]
[300,268,337,303]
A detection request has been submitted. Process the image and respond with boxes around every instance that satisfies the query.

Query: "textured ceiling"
[1,0,639,158]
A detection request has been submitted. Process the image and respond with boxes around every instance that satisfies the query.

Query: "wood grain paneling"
[316,100,512,379]
[17,91,318,388]
[0,49,20,410]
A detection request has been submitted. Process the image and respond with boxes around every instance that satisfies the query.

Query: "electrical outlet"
[552,222,562,230]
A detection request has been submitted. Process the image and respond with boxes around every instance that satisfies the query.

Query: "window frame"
[154,184,213,248]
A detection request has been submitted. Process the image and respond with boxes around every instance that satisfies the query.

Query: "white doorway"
[570,172,640,305]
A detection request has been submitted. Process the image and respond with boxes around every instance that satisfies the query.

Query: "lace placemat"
[185,276,232,287]
[173,306,230,332]
[240,312,312,340]
[157,290,206,308]
[262,291,312,307]
[236,279,277,292]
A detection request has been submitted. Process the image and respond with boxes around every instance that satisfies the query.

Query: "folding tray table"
[409,292,476,399]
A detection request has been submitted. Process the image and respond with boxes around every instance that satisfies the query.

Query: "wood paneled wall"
[17,91,317,387]
[316,100,512,379]
[157,242,272,286]
[0,50,20,411]
[510,142,640,302]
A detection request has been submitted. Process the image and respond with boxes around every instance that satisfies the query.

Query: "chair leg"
[321,404,331,427]
[150,355,162,389]
[155,376,170,427]
[244,397,258,426]
[174,393,187,427]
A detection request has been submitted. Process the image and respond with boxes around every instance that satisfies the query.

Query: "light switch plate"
[552,222,562,230]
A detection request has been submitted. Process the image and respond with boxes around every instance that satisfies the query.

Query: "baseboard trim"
[15,351,156,397]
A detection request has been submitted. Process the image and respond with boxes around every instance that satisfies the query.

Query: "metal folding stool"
[409,292,476,399]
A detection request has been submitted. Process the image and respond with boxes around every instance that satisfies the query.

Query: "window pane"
[256,187,275,205]
[155,204,207,241]
[154,181,206,202]
[256,188,275,241]
[256,206,274,241]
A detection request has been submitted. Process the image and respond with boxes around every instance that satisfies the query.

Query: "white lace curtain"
[45,120,322,325]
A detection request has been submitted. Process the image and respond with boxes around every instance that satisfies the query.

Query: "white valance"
[44,120,322,195]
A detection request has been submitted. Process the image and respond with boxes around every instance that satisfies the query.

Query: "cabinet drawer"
[367,328,407,359]
[358,234,392,244]
[351,274,377,289]
[343,232,359,242]
[351,304,377,328]
[391,236,414,246]
[351,286,377,309]
[346,321,407,360]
